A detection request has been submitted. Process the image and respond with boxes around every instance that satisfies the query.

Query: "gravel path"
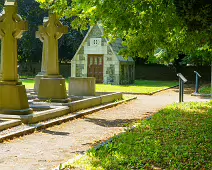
[0,87,210,170]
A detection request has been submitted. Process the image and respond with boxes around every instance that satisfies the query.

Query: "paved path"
[0,87,210,170]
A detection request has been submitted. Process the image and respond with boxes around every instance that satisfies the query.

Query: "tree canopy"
[36,0,212,65]
[0,0,85,62]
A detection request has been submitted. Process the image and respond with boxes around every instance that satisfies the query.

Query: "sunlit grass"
[63,101,212,170]
[21,79,69,89]
[199,85,211,95]
[21,79,177,94]
[96,80,177,94]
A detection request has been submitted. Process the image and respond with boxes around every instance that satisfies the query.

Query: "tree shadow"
[81,102,212,169]
[41,129,70,136]
[84,118,140,127]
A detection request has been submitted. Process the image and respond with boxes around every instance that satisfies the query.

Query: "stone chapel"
[71,25,135,85]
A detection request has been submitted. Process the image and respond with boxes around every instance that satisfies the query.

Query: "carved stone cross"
[0,0,28,82]
[37,13,68,76]
[0,0,31,115]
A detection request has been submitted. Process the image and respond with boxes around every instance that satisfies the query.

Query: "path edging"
[0,96,137,143]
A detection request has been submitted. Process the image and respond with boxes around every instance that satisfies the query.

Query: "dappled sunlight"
[66,101,212,169]
[22,79,178,94]
[96,80,178,94]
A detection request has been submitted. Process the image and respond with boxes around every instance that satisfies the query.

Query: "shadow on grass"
[71,102,212,170]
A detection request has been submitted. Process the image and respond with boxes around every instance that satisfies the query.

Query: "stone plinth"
[34,73,45,93]
[38,77,67,101]
[0,82,32,115]
[69,77,96,96]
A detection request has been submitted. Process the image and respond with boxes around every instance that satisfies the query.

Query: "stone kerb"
[66,92,123,112]
[69,77,96,96]
[100,92,122,104]
[68,96,101,112]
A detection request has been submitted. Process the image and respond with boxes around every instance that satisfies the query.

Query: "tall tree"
[37,0,211,62]
[0,0,85,62]
[37,0,212,93]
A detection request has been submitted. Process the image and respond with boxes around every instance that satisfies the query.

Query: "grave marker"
[34,18,48,92]
[0,0,32,114]
[37,13,69,101]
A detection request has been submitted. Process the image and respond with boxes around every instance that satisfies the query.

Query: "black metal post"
[177,73,187,103]
[181,80,184,102]
[194,71,201,94]
[179,79,182,102]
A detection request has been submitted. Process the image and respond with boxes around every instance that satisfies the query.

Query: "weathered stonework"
[107,46,113,55]
[78,47,84,54]
[88,26,102,38]
[0,0,32,115]
[71,25,135,85]
[79,54,85,60]
[76,64,84,77]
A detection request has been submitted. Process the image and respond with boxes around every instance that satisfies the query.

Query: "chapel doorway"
[88,55,104,83]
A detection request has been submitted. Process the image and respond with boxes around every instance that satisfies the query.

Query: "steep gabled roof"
[73,24,134,62]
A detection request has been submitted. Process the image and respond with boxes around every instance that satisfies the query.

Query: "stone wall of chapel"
[71,53,87,77]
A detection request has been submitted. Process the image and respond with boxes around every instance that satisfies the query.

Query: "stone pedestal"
[38,76,68,102]
[69,77,96,96]
[0,82,32,115]
[34,73,45,93]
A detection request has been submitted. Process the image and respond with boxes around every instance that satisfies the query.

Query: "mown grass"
[199,85,211,95]
[63,101,212,170]
[21,79,70,89]
[21,79,177,94]
[96,80,177,94]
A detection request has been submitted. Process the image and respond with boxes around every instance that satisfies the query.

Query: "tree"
[37,0,212,93]
[36,0,211,61]
[0,0,85,62]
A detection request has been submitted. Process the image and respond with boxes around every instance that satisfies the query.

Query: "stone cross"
[37,13,68,76]
[36,31,47,74]
[0,0,28,82]
[36,28,47,74]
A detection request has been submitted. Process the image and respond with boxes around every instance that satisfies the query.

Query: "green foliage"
[0,0,85,62]
[174,0,211,32]
[64,101,212,169]
[36,0,212,64]
[199,85,212,95]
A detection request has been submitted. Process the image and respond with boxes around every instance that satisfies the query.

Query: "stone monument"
[34,17,48,93]
[0,0,32,114]
[37,13,68,101]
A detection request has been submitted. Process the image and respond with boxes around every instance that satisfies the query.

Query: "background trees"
[0,0,85,62]
[37,0,211,66]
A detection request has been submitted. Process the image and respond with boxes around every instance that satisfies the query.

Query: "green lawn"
[96,80,177,94]
[199,85,211,95]
[21,79,177,94]
[63,101,212,170]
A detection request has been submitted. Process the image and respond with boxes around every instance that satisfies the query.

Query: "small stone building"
[71,25,135,84]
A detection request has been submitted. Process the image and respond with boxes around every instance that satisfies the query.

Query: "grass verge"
[22,79,178,94]
[199,85,211,95]
[96,80,178,94]
[63,101,212,170]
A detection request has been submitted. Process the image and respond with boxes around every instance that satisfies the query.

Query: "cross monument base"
[38,76,68,101]
[34,72,46,93]
[0,82,32,115]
